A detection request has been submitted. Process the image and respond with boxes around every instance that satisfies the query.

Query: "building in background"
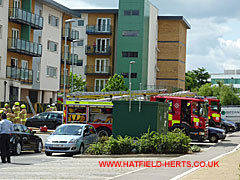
[211,70,240,91]
[157,16,191,91]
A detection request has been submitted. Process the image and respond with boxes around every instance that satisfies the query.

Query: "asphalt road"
[0,132,239,179]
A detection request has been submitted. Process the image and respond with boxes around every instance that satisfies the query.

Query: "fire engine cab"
[205,97,221,128]
[151,96,209,141]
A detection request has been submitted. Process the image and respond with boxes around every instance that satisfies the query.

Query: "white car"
[45,124,98,156]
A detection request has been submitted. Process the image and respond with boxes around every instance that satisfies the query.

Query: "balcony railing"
[62,28,79,41]
[61,53,79,65]
[85,45,111,55]
[8,38,42,57]
[84,86,105,92]
[9,7,43,29]
[85,65,111,76]
[86,25,112,35]
[60,75,70,89]
[6,66,33,84]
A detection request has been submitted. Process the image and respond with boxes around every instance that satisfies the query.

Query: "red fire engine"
[151,96,209,141]
[205,97,221,128]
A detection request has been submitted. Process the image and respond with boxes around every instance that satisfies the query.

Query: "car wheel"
[221,125,228,133]
[79,144,84,154]
[209,134,219,143]
[97,127,111,137]
[45,151,52,156]
[34,141,42,153]
[14,142,22,155]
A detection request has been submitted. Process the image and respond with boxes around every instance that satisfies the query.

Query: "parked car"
[208,127,226,143]
[10,124,43,155]
[221,118,238,133]
[26,111,63,129]
[45,124,98,156]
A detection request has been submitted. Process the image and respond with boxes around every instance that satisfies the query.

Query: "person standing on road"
[0,113,13,163]
[20,104,27,125]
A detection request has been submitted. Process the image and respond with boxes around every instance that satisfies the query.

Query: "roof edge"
[158,16,191,29]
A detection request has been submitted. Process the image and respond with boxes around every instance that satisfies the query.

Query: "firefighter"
[0,110,3,121]
[20,104,27,125]
[12,102,21,124]
[45,105,52,112]
[1,103,14,122]
[51,103,57,111]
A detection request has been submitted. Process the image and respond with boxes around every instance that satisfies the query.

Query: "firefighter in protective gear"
[51,103,57,111]
[12,102,21,124]
[45,105,52,112]
[20,104,27,125]
[0,110,3,121]
[0,103,14,122]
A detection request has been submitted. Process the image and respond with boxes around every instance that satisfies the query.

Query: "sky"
[55,0,240,74]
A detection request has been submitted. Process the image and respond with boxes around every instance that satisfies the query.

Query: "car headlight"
[46,138,51,143]
[69,139,78,143]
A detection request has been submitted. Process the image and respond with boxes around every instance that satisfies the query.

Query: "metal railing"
[9,7,43,29]
[62,28,79,41]
[86,25,112,34]
[8,38,42,57]
[6,66,33,84]
[85,45,111,55]
[85,65,111,75]
[61,52,78,65]
[60,75,70,88]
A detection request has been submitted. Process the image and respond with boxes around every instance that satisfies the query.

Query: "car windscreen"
[53,125,83,135]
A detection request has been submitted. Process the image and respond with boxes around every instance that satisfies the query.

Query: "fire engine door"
[171,99,181,125]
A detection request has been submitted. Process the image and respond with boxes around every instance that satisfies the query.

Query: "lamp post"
[63,19,75,120]
[129,61,136,112]
[71,39,81,92]
[231,77,234,105]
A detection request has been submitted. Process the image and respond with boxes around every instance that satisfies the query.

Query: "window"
[122,30,139,37]
[48,15,59,27]
[97,18,111,32]
[0,0,2,6]
[96,38,110,52]
[121,73,137,78]
[95,79,108,92]
[37,63,40,82]
[122,51,138,58]
[46,66,57,77]
[78,20,84,26]
[121,73,128,78]
[132,10,139,16]
[47,41,58,52]
[21,60,28,80]
[124,10,131,16]
[11,58,18,67]
[0,25,2,39]
[77,59,83,66]
[76,40,84,47]
[124,10,139,16]
[95,59,109,73]
[21,60,28,69]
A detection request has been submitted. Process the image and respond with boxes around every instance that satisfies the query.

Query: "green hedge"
[86,129,191,155]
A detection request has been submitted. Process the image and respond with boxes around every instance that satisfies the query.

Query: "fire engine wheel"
[97,127,111,137]
[209,134,218,143]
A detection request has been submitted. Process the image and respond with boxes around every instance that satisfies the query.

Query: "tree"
[69,72,86,92]
[101,74,128,92]
[185,67,210,91]
[198,83,240,105]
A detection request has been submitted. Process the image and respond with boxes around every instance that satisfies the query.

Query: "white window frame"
[97,18,111,32]
[37,63,40,82]
[95,79,108,92]
[96,38,110,53]
[77,19,84,27]
[47,40,58,52]
[48,14,59,27]
[76,40,84,47]
[12,28,19,47]
[46,66,57,78]
[95,59,109,73]
[21,60,28,80]
[11,57,18,67]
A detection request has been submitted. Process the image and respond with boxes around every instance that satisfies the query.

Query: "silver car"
[45,124,98,156]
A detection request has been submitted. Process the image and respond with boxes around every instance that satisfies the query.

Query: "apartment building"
[72,9,118,92]
[157,16,191,91]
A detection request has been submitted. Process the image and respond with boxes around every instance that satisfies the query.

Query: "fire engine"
[150,96,209,141]
[205,97,221,128]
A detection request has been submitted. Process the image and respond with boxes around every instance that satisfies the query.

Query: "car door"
[82,126,92,147]
[14,124,30,150]
[31,113,49,127]
[46,113,58,129]
[89,125,97,143]
[21,125,38,149]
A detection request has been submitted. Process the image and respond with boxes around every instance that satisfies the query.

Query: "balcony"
[60,75,70,89]
[62,28,79,41]
[9,8,43,30]
[85,45,111,55]
[86,25,112,35]
[61,53,79,65]
[6,66,33,84]
[85,65,111,76]
[8,38,42,57]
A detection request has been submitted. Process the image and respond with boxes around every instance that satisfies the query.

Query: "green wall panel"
[21,0,31,41]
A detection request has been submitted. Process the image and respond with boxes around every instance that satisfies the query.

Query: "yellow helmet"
[4,103,9,108]
[21,104,26,109]
[0,110,3,114]
[15,102,20,106]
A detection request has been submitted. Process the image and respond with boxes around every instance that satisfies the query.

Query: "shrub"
[191,145,201,152]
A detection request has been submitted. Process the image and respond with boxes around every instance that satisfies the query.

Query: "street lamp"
[71,39,81,92]
[63,19,75,121]
[129,61,136,112]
